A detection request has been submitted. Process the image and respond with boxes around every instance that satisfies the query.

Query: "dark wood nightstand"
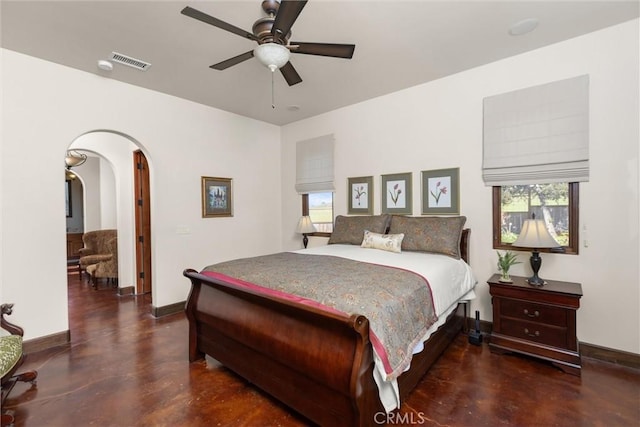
[487,274,582,376]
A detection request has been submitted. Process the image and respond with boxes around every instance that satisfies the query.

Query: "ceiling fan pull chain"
[271,71,276,109]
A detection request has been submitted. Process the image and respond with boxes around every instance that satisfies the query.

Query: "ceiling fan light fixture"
[254,43,290,72]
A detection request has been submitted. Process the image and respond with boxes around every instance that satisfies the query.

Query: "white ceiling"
[2,1,638,126]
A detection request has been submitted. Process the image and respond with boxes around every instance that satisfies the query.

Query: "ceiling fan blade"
[272,0,308,40]
[290,42,355,59]
[280,61,303,86]
[210,51,255,70]
[181,6,259,42]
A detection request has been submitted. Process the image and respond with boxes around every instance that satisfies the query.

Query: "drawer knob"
[524,309,540,318]
[524,328,540,337]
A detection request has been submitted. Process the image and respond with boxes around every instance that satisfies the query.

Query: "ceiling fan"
[181,0,356,86]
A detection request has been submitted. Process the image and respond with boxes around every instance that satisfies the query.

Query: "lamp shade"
[295,216,317,234]
[513,219,559,249]
[253,43,290,72]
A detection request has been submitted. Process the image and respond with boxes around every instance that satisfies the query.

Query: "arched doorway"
[66,131,153,302]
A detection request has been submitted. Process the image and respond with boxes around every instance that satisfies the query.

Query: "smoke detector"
[97,59,113,71]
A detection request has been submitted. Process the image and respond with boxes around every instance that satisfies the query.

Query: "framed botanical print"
[202,176,233,217]
[381,172,412,215]
[421,167,460,215]
[348,176,373,215]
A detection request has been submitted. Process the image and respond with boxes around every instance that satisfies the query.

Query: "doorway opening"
[65,131,153,305]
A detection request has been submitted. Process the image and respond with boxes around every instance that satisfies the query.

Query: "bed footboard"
[184,269,384,426]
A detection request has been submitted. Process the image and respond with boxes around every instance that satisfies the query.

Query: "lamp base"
[527,275,547,287]
[302,234,309,249]
[527,250,546,286]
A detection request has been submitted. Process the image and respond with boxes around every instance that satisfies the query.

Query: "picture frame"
[421,167,460,215]
[202,176,233,218]
[381,172,412,215]
[347,176,374,215]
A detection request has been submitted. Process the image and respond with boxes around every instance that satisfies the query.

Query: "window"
[302,193,333,234]
[493,183,579,254]
[296,134,335,235]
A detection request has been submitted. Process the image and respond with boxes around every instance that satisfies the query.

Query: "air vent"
[109,52,152,71]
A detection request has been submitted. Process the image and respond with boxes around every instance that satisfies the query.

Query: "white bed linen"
[293,244,477,412]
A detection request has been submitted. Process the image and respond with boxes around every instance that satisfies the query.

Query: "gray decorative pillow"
[328,215,391,245]
[388,216,467,259]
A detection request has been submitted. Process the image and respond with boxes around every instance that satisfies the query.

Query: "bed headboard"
[461,229,470,264]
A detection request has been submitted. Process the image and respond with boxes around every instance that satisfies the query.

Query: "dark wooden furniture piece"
[66,232,84,260]
[488,274,582,376]
[1,304,38,425]
[183,230,470,426]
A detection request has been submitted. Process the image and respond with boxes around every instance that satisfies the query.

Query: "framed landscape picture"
[202,176,233,217]
[348,176,374,215]
[421,167,460,215]
[381,172,412,215]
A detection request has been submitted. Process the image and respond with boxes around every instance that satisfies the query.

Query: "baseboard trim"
[152,301,185,318]
[580,341,640,370]
[466,317,639,370]
[118,286,135,296]
[23,330,70,354]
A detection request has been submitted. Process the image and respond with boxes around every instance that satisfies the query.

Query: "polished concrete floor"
[3,268,639,426]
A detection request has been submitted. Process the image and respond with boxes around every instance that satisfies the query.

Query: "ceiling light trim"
[509,18,539,36]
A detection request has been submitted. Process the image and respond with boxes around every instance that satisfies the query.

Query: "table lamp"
[513,216,560,286]
[295,216,316,249]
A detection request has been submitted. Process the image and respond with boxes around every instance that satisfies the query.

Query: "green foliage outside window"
[497,183,577,250]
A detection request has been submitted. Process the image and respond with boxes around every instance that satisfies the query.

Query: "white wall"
[281,20,640,354]
[0,48,3,304]
[74,156,102,231]
[1,49,282,338]
[99,157,117,229]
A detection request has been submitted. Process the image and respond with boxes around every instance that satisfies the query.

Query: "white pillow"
[361,230,404,253]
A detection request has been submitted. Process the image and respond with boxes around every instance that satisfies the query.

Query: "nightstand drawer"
[500,318,568,348]
[500,298,567,327]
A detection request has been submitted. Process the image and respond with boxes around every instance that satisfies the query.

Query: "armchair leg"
[14,370,37,384]
[2,410,15,426]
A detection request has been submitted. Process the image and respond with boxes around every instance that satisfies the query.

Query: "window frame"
[302,193,332,237]
[492,183,579,255]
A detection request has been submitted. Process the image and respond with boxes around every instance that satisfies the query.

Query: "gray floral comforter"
[202,252,437,381]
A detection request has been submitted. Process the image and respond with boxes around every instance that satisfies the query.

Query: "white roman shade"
[295,134,335,193]
[483,75,589,186]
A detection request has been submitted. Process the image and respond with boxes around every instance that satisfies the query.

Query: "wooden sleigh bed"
[184,216,472,426]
